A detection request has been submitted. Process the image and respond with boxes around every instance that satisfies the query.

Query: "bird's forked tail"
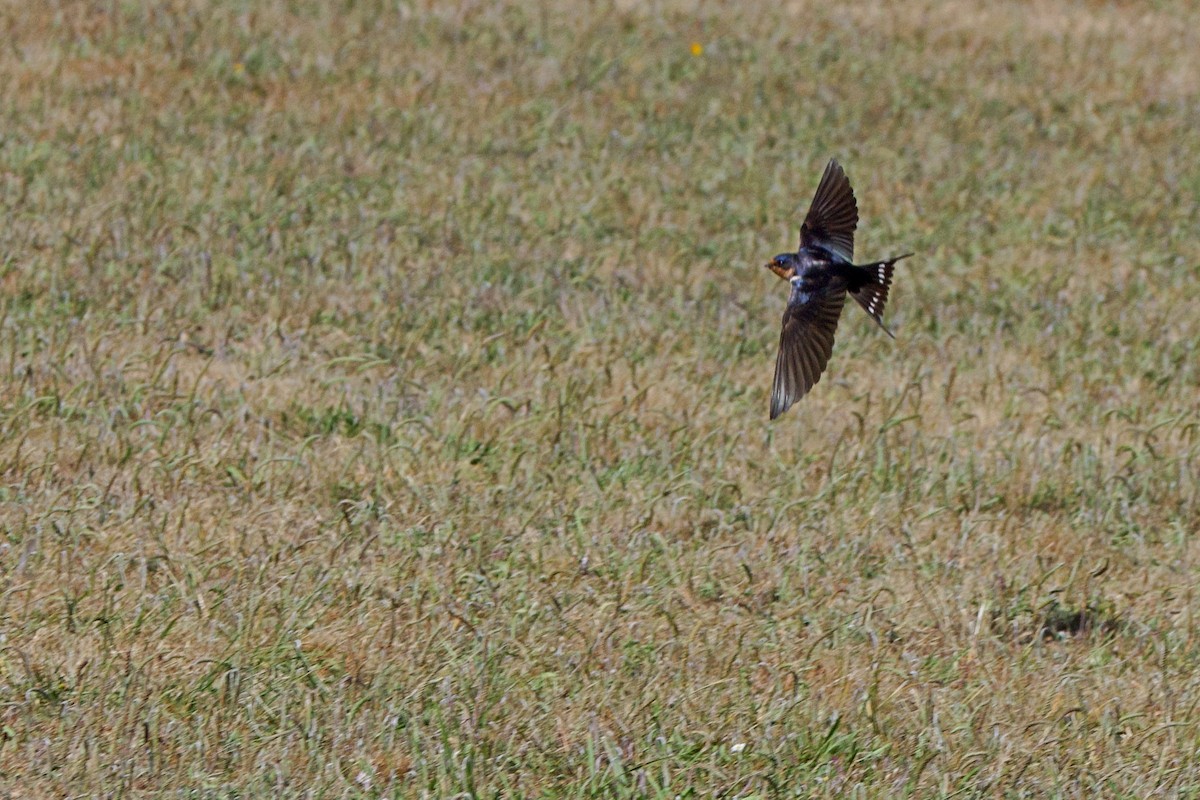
[849,253,912,338]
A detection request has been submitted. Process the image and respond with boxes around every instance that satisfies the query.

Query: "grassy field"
[1,0,1199,796]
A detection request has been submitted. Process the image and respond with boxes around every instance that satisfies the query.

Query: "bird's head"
[765,254,797,280]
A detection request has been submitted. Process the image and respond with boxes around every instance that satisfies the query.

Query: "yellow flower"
[233,62,246,75]
[690,42,703,57]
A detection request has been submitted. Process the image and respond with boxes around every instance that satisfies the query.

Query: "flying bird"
[765,159,912,419]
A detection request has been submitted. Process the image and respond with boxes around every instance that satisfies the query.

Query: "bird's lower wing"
[770,289,846,419]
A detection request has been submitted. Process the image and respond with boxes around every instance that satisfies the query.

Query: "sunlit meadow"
[1,1,1199,796]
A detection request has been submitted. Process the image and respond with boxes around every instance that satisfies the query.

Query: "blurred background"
[1,1,1198,795]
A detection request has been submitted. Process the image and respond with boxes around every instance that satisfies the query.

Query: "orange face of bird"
[766,255,796,280]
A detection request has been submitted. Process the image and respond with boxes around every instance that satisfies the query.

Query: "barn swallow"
[766,159,912,419]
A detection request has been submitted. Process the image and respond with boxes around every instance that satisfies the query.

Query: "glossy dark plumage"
[801,158,858,262]
[765,159,912,420]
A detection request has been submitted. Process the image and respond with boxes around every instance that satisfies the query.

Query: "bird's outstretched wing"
[770,284,846,419]
[800,159,858,262]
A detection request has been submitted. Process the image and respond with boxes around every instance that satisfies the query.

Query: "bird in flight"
[765,159,911,419]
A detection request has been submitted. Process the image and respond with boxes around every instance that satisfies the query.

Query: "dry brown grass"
[1,0,1199,796]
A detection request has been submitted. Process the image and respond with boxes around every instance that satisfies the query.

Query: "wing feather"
[799,159,858,262]
[770,287,847,419]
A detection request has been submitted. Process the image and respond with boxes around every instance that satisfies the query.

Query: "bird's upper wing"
[799,159,858,262]
[770,284,846,419]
